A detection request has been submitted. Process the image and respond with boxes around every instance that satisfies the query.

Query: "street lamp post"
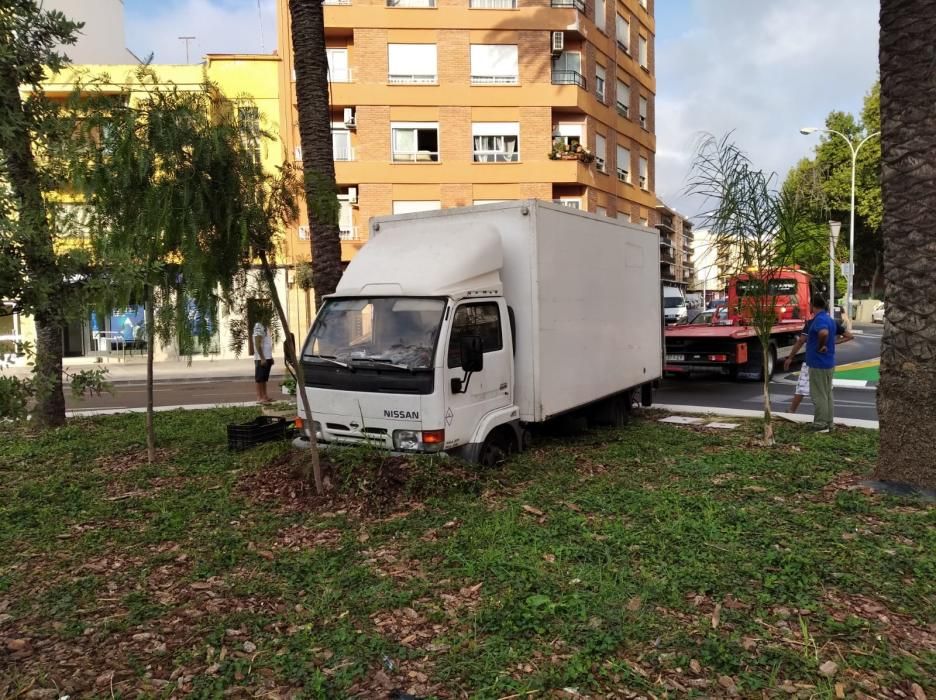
[800,127,880,320]
[828,220,841,309]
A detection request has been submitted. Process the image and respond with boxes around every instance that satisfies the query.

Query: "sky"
[124,0,880,219]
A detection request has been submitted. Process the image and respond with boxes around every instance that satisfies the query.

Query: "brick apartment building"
[276,0,657,330]
[656,200,694,291]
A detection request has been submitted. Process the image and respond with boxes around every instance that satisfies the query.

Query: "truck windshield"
[663,297,685,308]
[302,297,445,370]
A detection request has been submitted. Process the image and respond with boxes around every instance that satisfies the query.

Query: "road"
[67,325,882,422]
[659,323,882,422]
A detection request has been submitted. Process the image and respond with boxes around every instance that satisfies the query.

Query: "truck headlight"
[393,430,420,451]
[393,429,445,453]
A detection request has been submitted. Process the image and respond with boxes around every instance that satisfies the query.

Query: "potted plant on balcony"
[548,141,595,163]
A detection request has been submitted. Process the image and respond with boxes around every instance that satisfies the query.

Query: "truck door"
[444,300,512,449]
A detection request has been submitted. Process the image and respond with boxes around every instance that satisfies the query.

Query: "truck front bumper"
[292,434,449,459]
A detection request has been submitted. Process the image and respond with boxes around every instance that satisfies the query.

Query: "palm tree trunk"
[288,0,343,305]
[873,0,936,490]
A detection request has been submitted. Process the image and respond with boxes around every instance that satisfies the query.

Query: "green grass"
[0,408,933,699]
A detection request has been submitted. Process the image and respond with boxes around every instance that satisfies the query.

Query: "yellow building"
[2,55,287,365]
[276,0,657,336]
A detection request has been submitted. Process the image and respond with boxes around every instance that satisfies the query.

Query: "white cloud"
[126,0,276,64]
[656,0,879,219]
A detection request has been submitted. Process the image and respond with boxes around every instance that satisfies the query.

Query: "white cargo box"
[366,200,662,423]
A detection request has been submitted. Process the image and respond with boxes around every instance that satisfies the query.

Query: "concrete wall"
[45,0,139,65]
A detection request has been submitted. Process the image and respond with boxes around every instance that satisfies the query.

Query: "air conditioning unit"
[293,145,303,162]
[298,225,309,240]
[347,186,358,204]
[343,107,356,129]
[551,31,564,56]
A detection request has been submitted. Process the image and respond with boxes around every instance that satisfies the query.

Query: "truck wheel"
[589,395,629,428]
[478,427,516,468]
[640,382,653,407]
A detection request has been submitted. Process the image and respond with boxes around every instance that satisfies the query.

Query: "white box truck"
[296,200,662,465]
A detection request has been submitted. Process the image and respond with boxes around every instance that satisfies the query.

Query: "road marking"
[653,403,878,430]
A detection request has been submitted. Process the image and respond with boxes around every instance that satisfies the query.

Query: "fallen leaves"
[711,602,722,629]
[626,596,642,612]
[521,504,545,517]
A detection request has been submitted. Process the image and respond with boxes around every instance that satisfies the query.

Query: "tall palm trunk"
[0,65,66,428]
[288,0,343,305]
[874,0,936,490]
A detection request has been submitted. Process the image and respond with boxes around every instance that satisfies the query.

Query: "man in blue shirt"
[803,296,838,431]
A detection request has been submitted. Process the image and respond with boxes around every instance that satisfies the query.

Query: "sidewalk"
[2,355,285,384]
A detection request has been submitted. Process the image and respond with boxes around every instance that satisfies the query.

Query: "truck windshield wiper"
[350,357,414,371]
[307,354,352,369]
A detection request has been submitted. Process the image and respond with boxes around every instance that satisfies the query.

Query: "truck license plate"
[665,354,684,362]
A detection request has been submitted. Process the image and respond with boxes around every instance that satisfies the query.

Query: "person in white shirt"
[252,321,274,404]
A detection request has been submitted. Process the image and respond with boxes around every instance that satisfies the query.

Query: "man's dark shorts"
[254,359,273,383]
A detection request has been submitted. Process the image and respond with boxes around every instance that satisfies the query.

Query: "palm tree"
[288,0,343,304]
[873,0,936,490]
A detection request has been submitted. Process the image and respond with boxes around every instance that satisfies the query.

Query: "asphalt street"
[66,325,883,422]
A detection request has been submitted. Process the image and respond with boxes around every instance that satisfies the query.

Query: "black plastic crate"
[227,415,291,451]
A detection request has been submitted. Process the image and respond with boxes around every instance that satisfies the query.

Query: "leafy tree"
[874,0,936,490]
[288,0,343,305]
[689,134,822,445]
[0,0,85,426]
[782,82,883,298]
[72,68,249,462]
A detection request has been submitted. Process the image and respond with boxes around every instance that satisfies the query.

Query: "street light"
[828,220,841,310]
[800,126,880,320]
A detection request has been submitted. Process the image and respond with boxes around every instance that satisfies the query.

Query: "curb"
[653,403,879,430]
[66,401,270,417]
[99,372,286,387]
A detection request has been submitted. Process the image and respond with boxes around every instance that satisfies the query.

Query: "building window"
[552,122,583,150]
[553,198,581,209]
[595,64,606,102]
[616,79,630,117]
[326,48,350,82]
[332,128,353,161]
[473,199,511,205]
[616,145,631,183]
[470,44,519,85]
[391,122,440,162]
[639,96,648,129]
[338,195,357,240]
[472,122,519,162]
[638,35,648,69]
[552,51,585,88]
[388,44,437,84]
[639,0,647,8]
[595,133,607,173]
[595,0,606,32]
[237,105,261,166]
[616,14,630,52]
[392,200,442,214]
[551,0,586,11]
[386,0,436,7]
[639,156,649,189]
[470,0,516,6]
[595,205,607,217]
[639,216,649,226]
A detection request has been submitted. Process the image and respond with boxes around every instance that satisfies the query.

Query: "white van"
[662,287,687,324]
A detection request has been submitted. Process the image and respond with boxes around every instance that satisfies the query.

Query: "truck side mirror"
[459,335,484,373]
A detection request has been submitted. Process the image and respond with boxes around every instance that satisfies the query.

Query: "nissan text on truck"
[294,200,662,465]
[663,268,812,380]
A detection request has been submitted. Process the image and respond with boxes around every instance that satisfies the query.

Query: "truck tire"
[478,426,517,468]
[641,382,653,407]
[588,394,629,428]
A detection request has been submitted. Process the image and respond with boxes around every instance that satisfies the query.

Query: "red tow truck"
[664,268,811,381]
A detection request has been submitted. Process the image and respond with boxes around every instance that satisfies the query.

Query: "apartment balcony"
[334,157,596,186]
[660,249,675,264]
[551,0,586,11]
[386,0,436,6]
[388,74,437,85]
[551,70,586,90]
[660,262,675,281]
[323,0,351,4]
[339,226,360,241]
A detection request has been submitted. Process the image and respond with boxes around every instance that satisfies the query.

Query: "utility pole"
[178,36,196,64]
